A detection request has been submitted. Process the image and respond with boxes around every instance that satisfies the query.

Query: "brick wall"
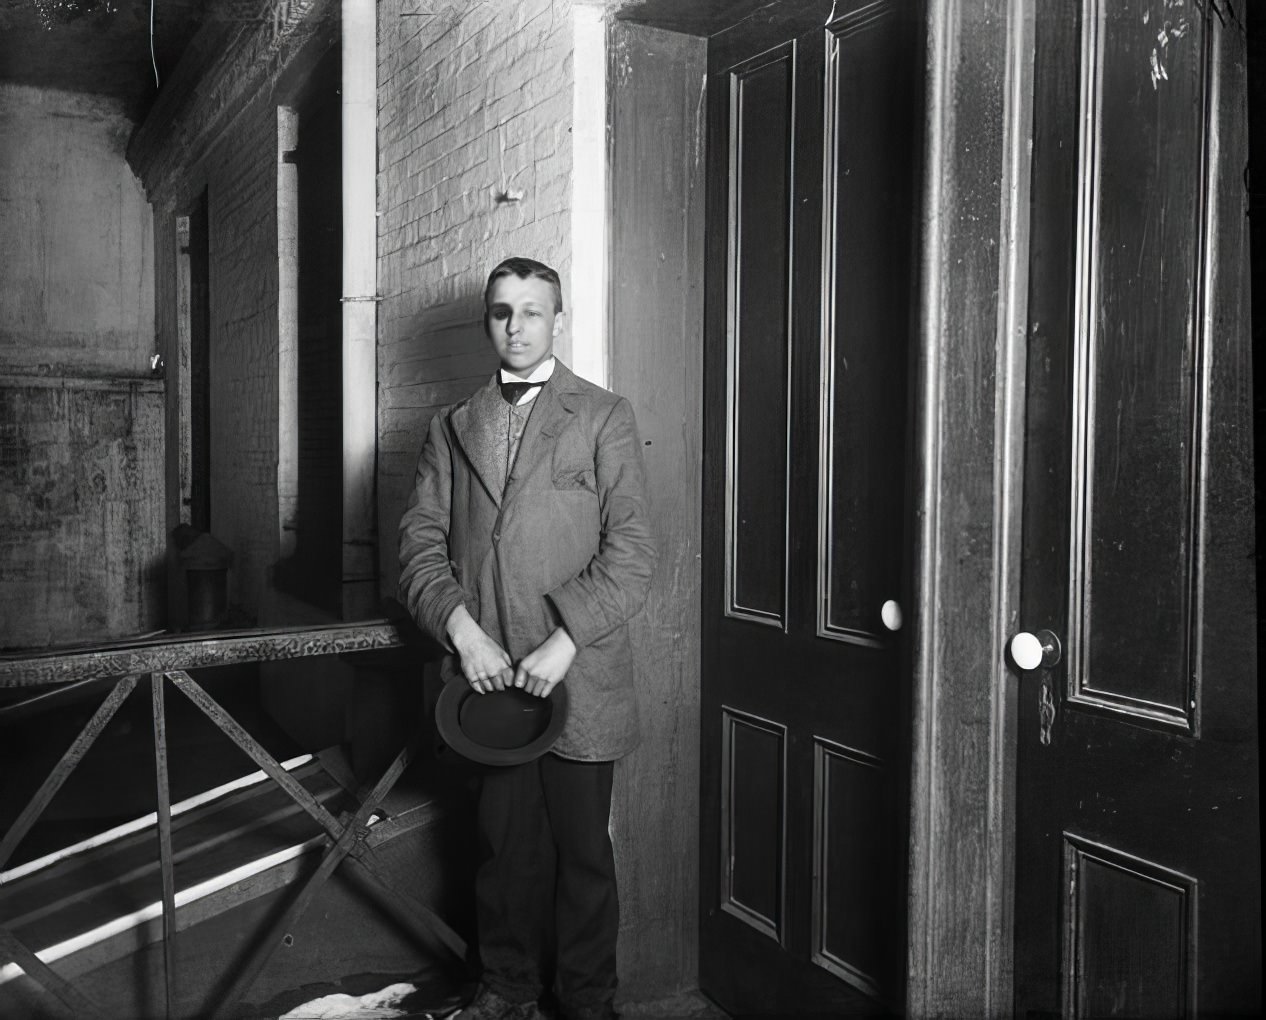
[140,17,341,626]
[148,91,284,625]
[375,0,576,595]
[0,85,163,649]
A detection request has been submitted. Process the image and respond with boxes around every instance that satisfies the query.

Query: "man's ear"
[552,310,567,337]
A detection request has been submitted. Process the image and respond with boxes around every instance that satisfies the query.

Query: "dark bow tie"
[500,379,545,405]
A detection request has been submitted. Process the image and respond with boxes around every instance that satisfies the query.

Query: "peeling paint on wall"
[1146,0,1192,90]
[0,380,165,649]
[0,84,164,650]
[0,85,155,374]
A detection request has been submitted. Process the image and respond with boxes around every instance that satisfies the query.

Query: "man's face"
[485,274,562,376]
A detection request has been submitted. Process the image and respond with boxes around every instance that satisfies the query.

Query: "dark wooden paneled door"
[700,2,918,1014]
[1014,5,1259,1017]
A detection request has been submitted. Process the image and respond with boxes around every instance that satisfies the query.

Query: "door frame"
[904,0,1034,1016]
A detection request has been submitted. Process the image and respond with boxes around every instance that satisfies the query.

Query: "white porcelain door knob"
[880,600,902,632]
[1010,629,1062,670]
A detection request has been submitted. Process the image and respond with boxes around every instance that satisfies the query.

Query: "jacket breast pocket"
[552,464,597,494]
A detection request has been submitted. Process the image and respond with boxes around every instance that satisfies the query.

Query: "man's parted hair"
[483,257,564,314]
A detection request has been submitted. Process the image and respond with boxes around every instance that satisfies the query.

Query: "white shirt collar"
[498,354,554,402]
[499,356,556,386]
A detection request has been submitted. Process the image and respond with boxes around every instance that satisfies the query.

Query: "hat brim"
[435,680,569,766]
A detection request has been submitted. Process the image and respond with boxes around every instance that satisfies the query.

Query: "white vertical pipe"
[342,0,378,617]
[277,107,300,564]
[570,4,610,388]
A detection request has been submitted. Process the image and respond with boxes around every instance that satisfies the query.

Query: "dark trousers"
[476,753,618,1014]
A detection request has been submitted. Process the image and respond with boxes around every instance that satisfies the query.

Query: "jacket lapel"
[448,375,506,508]
[503,361,580,504]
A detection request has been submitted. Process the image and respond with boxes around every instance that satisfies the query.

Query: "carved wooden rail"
[0,621,466,1020]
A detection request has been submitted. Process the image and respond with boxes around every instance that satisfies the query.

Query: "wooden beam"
[167,672,343,841]
[0,621,405,690]
[0,927,108,1020]
[151,674,178,1020]
[0,676,139,873]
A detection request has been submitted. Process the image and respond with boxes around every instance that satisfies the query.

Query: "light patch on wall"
[570,3,609,387]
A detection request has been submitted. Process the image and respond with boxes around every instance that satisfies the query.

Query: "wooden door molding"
[905,0,1034,1016]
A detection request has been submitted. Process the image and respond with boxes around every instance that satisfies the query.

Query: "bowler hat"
[435,680,569,766]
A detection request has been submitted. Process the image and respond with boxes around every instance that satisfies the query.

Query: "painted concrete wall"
[0,86,155,374]
[0,84,164,650]
[375,0,576,598]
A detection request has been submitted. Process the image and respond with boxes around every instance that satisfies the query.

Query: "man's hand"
[513,627,577,698]
[446,605,512,694]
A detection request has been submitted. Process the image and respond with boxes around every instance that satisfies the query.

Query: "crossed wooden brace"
[0,669,468,1020]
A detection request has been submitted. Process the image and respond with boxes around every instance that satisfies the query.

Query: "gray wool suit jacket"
[397,360,656,761]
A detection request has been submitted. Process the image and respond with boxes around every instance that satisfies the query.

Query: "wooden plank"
[905,0,1034,1015]
[0,621,405,690]
[167,672,343,841]
[150,673,177,1020]
[0,676,139,873]
[607,21,707,1000]
[0,374,164,393]
[0,926,108,1020]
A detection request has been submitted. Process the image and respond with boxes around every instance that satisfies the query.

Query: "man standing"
[398,257,656,1020]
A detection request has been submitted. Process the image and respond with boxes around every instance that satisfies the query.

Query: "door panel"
[700,1,918,1013]
[721,709,787,940]
[726,44,793,626]
[1067,0,1208,727]
[1015,3,1259,1016]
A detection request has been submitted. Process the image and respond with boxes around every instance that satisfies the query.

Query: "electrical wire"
[149,0,160,87]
